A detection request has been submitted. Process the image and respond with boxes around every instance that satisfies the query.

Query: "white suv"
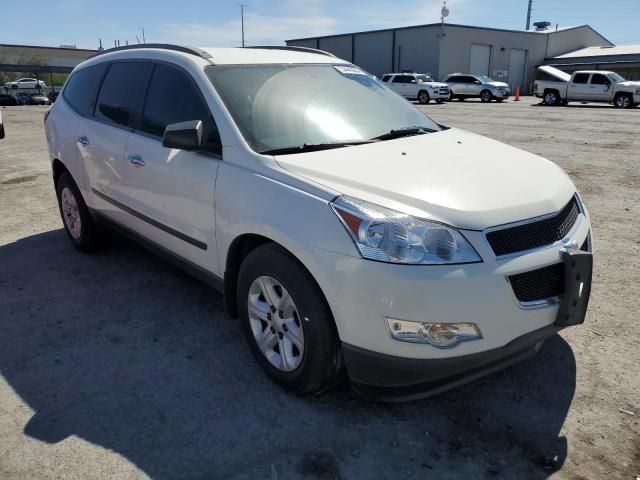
[45,44,593,400]
[444,73,511,102]
[381,73,450,104]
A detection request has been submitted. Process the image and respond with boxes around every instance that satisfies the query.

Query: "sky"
[1,0,638,50]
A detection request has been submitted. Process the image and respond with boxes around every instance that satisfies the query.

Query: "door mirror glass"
[162,120,203,150]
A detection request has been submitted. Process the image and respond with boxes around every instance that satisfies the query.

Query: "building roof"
[554,44,640,58]
[287,23,606,42]
[0,43,97,53]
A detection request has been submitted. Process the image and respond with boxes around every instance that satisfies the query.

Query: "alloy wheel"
[544,92,557,105]
[61,187,82,239]
[247,276,304,372]
[616,95,631,108]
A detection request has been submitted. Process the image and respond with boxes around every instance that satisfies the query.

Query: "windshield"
[416,74,434,83]
[206,64,441,154]
[608,72,626,82]
[477,75,496,83]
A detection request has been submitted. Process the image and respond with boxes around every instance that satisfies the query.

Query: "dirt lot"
[0,99,638,480]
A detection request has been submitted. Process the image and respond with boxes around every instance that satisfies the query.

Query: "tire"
[480,89,493,103]
[543,90,560,106]
[417,90,430,104]
[237,243,344,395]
[56,171,100,251]
[614,93,633,109]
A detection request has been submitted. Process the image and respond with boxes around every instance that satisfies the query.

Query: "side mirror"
[162,120,203,150]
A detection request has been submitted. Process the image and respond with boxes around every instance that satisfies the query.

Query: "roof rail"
[245,45,337,58]
[88,43,213,60]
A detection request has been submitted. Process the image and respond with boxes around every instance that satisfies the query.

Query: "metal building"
[286,23,613,94]
[545,45,640,81]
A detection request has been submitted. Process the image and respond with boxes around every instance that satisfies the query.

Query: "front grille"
[509,263,564,303]
[486,197,580,256]
[509,233,590,303]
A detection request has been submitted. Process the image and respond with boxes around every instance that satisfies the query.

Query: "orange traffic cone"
[514,86,521,101]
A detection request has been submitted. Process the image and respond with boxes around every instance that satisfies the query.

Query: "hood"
[537,65,571,82]
[618,80,640,87]
[275,129,576,230]
[486,81,509,88]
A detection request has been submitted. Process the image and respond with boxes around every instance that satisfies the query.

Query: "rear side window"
[573,73,590,84]
[141,63,220,148]
[62,63,108,116]
[95,62,152,128]
[447,76,461,82]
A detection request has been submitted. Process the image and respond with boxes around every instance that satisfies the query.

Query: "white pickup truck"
[533,65,640,108]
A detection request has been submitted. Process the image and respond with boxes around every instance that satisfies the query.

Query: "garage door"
[509,49,527,92]
[470,44,491,76]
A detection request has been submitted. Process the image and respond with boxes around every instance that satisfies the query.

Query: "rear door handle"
[78,136,89,145]
[128,154,145,167]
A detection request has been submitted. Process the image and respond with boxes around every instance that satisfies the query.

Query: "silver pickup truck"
[533,65,640,108]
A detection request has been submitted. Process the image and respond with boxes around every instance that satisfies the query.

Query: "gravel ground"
[0,99,638,480]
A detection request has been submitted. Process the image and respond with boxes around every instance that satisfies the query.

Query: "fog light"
[386,318,482,348]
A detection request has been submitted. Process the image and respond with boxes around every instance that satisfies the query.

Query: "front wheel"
[56,171,100,251]
[614,93,633,109]
[480,89,493,103]
[418,91,430,104]
[237,243,344,395]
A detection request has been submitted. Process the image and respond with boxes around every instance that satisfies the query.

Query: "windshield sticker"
[334,65,367,76]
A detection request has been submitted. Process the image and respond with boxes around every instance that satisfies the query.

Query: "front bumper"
[343,324,560,401]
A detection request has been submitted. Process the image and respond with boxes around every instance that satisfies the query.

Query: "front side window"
[141,63,220,148]
[95,62,152,128]
[573,73,590,84]
[206,63,441,154]
[63,63,108,116]
[392,75,408,83]
[590,74,610,85]
[415,75,432,83]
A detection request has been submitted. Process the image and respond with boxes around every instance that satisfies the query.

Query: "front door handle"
[78,136,89,145]
[128,154,145,167]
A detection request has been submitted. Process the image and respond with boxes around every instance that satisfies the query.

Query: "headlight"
[330,196,481,265]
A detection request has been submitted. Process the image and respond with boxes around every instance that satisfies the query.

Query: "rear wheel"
[418,90,430,104]
[237,243,344,395]
[56,171,100,251]
[480,89,493,102]
[614,93,633,109]
[543,90,560,106]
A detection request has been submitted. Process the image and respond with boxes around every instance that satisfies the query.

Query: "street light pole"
[239,4,247,47]
[525,0,533,30]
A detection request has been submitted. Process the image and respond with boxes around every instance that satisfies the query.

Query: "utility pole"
[525,0,533,30]
[141,27,146,44]
[239,4,247,47]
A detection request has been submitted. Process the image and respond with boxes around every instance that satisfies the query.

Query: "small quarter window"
[62,63,108,116]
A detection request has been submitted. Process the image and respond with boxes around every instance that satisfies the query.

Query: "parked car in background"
[444,73,511,102]
[15,92,50,105]
[381,73,450,104]
[533,65,640,108]
[0,94,18,106]
[4,78,46,89]
[45,45,593,400]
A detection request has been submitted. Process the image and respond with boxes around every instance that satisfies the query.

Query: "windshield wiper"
[261,140,374,156]
[371,126,439,141]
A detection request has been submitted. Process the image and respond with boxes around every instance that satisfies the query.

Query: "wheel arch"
[52,158,69,187]
[223,233,333,323]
